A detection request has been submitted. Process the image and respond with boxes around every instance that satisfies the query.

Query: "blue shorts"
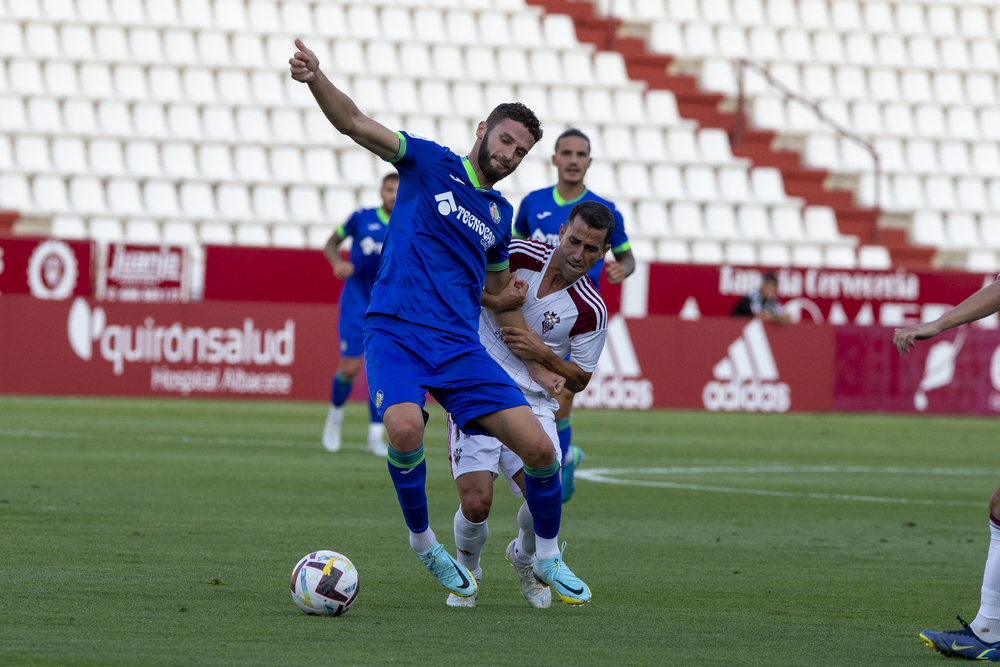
[363,314,527,436]
[338,282,369,358]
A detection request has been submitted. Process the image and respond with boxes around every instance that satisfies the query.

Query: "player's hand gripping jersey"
[368,132,514,337]
[479,239,608,403]
[513,187,630,289]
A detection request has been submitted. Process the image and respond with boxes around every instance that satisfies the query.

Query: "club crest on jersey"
[489,202,500,224]
[542,311,561,334]
[375,390,384,408]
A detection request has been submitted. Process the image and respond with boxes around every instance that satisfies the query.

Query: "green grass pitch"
[1,395,996,665]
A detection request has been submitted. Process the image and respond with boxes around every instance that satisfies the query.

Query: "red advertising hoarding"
[642,263,996,327]
[0,295,347,401]
[98,243,189,303]
[575,315,834,413]
[834,325,1000,415]
[0,237,93,299]
[204,245,343,304]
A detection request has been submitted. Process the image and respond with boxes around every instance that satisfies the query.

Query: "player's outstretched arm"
[289,39,399,161]
[485,269,565,398]
[893,279,1000,354]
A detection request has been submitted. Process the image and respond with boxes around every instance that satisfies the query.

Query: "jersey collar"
[376,208,390,224]
[461,156,489,192]
[552,186,588,207]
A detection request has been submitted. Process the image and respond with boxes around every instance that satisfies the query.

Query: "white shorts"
[446,393,561,499]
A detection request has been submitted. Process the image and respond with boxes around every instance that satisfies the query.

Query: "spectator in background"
[731,273,791,325]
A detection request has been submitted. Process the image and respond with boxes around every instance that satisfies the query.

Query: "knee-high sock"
[368,398,383,424]
[330,370,353,407]
[514,501,535,564]
[556,416,572,463]
[973,517,1000,642]
[453,507,487,580]
[523,461,561,560]
[386,445,432,551]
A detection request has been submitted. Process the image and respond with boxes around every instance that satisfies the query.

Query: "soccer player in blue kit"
[290,40,591,604]
[321,172,397,457]
[514,128,635,502]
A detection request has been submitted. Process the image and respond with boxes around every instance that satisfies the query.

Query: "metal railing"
[730,58,882,212]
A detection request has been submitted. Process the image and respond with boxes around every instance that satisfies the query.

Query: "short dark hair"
[381,172,399,185]
[762,272,778,284]
[485,103,542,144]
[567,201,614,246]
[554,128,591,154]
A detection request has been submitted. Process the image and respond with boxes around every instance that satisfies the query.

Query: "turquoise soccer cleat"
[418,543,478,598]
[561,445,584,503]
[532,542,591,605]
[920,616,1000,661]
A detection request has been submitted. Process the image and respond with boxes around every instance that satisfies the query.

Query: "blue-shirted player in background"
[321,172,397,457]
[514,128,635,503]
[291,39,591,605]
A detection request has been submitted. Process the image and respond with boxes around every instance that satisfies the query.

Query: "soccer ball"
[290,551,360,616]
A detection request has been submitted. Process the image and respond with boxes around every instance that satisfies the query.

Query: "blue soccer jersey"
[336,207,389,357]
[339,207,389,294]
[368,131,514,337]
[513,186,631,288]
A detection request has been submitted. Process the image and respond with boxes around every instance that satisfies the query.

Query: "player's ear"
[558,224,566,239]
[475,121,487,140]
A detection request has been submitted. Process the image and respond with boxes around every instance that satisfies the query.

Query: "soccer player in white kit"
[895,277,1000,661]
[445,201,613,608]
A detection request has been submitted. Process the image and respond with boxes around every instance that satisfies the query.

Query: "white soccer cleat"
[506,539,551,609]
[367,423,388,456]
[446,577,480,608]
[322,404,344,452]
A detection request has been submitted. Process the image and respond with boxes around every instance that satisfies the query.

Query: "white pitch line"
[0,428,449,454]
[576,467,990,507]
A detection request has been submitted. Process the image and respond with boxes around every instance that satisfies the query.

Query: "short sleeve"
[486,206,513,271]
[569,329,607,374]
[384,130,449,175]
[608,205,631,254]
[337,211,360,239]
[512,200,529,239]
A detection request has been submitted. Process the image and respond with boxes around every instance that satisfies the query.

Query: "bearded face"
[476,127,511,183]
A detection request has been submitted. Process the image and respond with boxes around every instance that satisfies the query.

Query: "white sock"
[368,423,385,443]
[973,521,1000,643]
[409,526,437,555]
[535,536,559,561]
[514,502,535,565]
[453,506,487,580]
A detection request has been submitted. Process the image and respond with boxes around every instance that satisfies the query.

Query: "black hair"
[554,128,591,154]
[485,103,542,144]
[567,201,614,246]
[381,172,399,185]
[762,272,778,284]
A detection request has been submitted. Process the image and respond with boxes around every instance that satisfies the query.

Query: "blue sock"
[386,445,428,533]
[523,461,562,539]
[556,416,572,462]
[368,398,383,424]
[330,371,353,407]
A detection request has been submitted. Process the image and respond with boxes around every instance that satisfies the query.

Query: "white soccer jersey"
[479,239,608,398]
